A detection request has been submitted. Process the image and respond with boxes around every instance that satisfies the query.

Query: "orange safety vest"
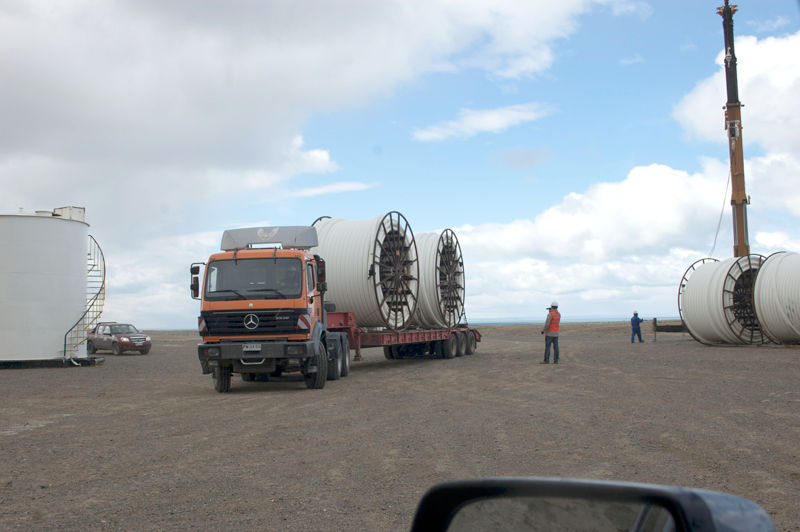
[546,310,561,332]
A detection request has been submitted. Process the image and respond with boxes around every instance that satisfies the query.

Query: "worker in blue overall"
[631,311,644,343]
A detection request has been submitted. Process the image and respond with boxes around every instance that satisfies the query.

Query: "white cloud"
[673,30,800,154]
[413,103,552,142]
[619,54,644,66]
[289,182,376,199]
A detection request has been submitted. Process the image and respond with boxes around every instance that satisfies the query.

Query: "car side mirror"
[410,478,776,532]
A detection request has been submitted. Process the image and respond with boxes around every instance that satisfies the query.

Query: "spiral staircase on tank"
[63,235,106,360]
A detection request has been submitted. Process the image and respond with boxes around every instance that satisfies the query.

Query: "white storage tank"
[0,208,89,361]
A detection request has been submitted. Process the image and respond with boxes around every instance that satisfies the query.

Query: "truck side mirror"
[314,255,327,293]
[191,276,200,299]
[190,265,200,275]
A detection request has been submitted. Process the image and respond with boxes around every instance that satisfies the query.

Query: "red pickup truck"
[87,322,151,355]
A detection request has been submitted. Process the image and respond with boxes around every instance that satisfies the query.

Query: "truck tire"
[465,331,477,355]
[327,343,341,381]
[383,346,394,360]
[455,331,467,357]
[86,341,96,354]
[214,366,231,393]
[341,337,351,377]
[112,342,121,356]
[442,334,457,359]
[305,344,328,389]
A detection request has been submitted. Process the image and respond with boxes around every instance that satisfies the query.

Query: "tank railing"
[63,235,106,361]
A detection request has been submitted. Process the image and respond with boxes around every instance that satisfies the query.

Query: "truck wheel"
[327,343,341,381]
[86,341,96,354]
[442,334,457,359]
[455,331,467,357]
[465,331,477,354]
[112,342,121,356]
[341,337,351,377]
[465,331,477,355]
[305,344,327,389]
[383,346,394,360]
[214,366,231,393]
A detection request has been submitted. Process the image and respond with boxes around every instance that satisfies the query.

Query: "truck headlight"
[285,345,306,356]
[208,347,220,356]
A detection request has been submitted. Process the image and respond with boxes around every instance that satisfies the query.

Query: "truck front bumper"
[197,340,314,374]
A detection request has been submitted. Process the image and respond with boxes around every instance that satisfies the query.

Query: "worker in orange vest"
[540,301,561,364]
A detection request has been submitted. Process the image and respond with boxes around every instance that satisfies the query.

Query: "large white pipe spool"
[312,212,419,329]
[414,229,465,328]
[0,210,89,361]
[678,255,767,345]
[754,251,800,344]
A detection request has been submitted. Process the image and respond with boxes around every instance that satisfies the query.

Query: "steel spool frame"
[436,228,465,327]
[678,258,718,345]
[722,254,767,344]
[678,255,768,345]
[370,211,419,330]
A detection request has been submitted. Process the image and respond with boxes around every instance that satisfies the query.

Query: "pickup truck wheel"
[340,337,350,377]
[442,334,457,359]
[112,343,121,356]
[86,341,96,354]
[455,331,467,357]
[465,331,477,355]
[213,366,231,393]
[327,343,341,381]
[305,344,327,389]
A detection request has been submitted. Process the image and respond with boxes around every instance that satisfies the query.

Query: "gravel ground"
[1,323,798,531]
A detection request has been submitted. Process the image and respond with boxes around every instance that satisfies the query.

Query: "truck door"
[307,263,321,327]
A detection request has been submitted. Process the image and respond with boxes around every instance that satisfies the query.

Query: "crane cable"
[708,168,732,257]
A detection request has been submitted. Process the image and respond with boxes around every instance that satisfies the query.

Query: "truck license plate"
[242,343,261,352]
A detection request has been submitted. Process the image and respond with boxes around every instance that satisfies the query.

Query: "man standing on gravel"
[540,301,561,364]
[631,311,644,343]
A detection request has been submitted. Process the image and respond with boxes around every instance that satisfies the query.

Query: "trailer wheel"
[455,331,467,357]
[341,337,351,377]
[465,331,477,355]
[214,366,231,393]
[327,342,341,381]
[442,334,457,359]
[305,343,328,389]
[383,346,394,360]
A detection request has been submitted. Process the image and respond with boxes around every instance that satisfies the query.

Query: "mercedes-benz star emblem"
[243,313,259,330]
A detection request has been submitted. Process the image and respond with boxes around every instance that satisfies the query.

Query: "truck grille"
[201,309,305,337]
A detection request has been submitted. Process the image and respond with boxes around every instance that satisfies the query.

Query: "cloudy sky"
[2,0,799,329]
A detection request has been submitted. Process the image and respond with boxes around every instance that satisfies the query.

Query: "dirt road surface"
[1,323,798,531]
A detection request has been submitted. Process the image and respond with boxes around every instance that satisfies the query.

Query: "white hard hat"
[551,301,558,308]
[633,310,638,314]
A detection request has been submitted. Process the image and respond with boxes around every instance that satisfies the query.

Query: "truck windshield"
[204,257,303,301]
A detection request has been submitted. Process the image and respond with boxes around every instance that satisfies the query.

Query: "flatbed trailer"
[326,311,481,361]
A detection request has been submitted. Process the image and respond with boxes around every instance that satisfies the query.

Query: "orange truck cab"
[191,226,350,392]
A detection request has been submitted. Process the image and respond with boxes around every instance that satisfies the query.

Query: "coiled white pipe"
[679,255,765,345]
[413,229,465,328]
[312,213,418,329]
[754,251,800,343]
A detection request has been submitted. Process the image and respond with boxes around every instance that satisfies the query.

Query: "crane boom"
[717,1,750,257]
